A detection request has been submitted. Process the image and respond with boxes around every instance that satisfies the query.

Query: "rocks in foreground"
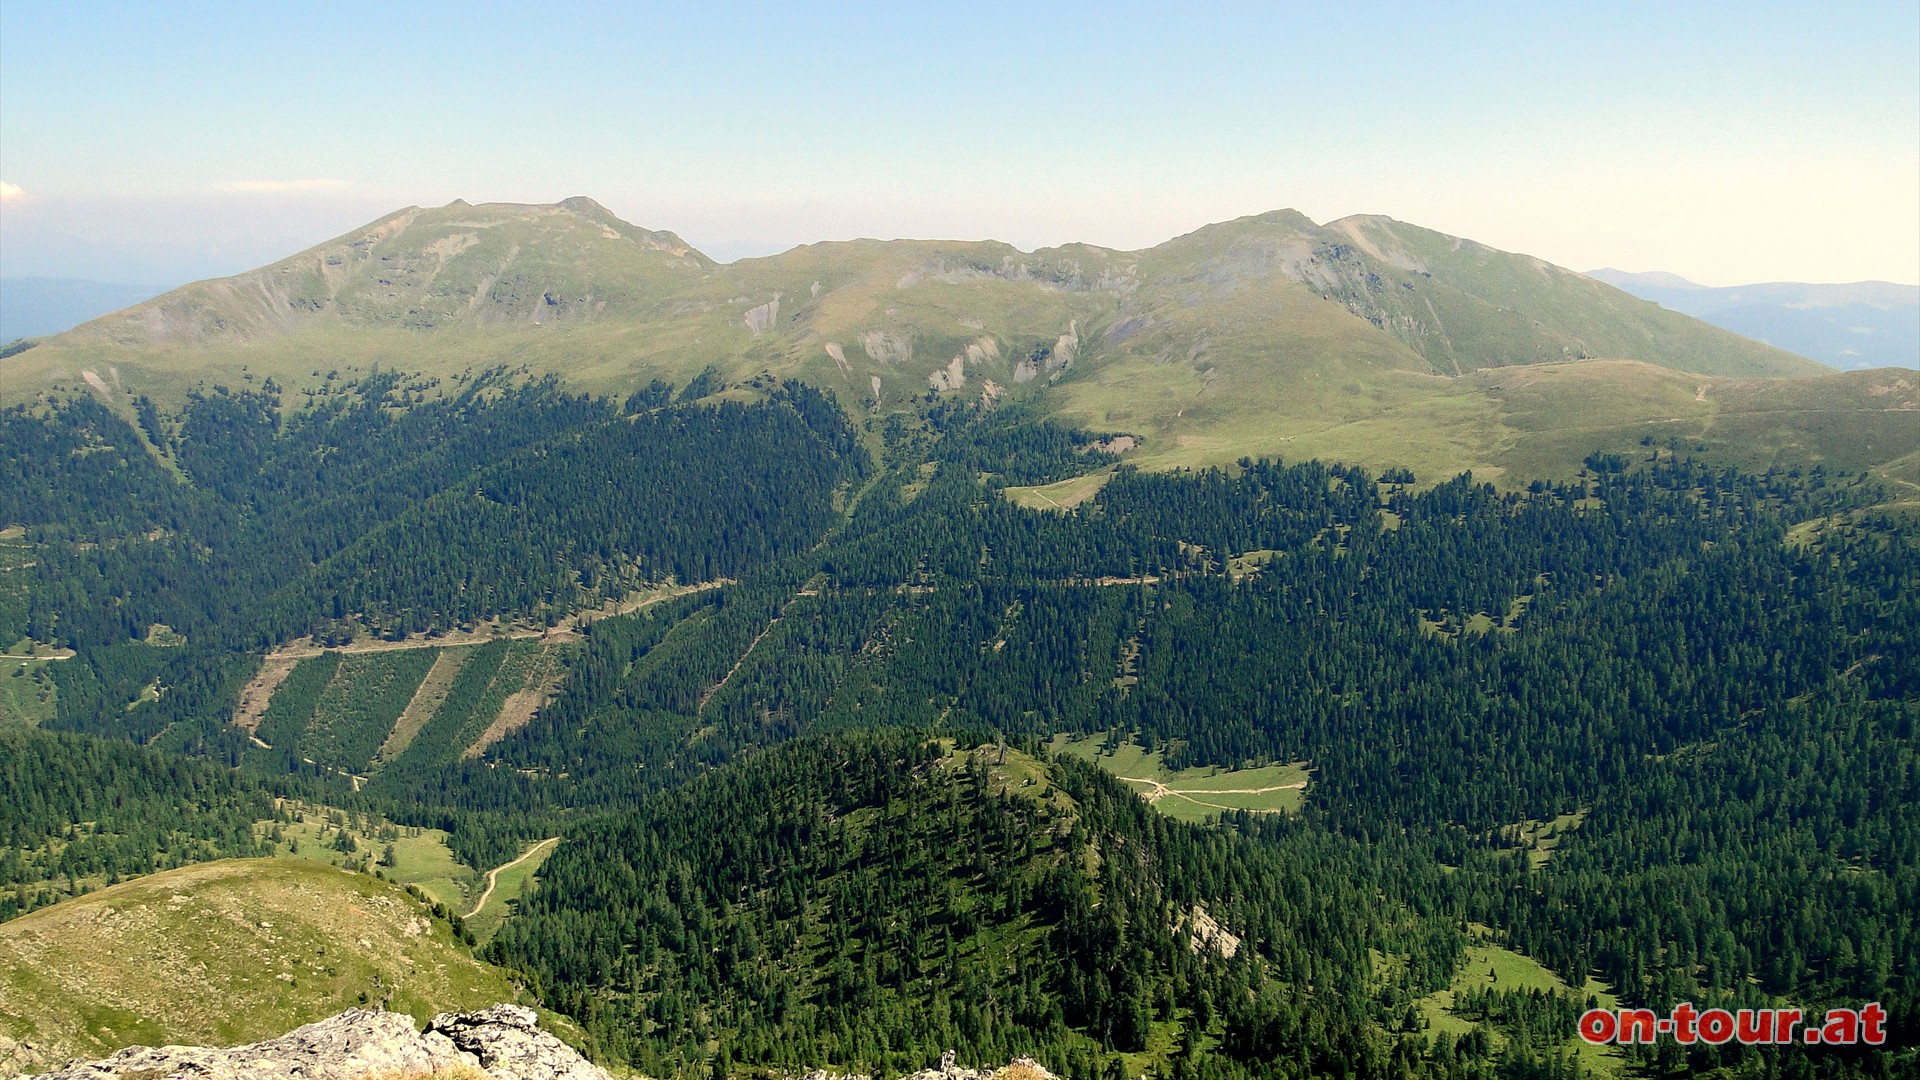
[794,1056,1057,1080]
[31,1003,608,1080]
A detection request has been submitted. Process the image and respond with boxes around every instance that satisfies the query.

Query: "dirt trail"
[1114,775,1307,814]
[263,581,732,662]
[466,837,560,919]
[462,644,566,759]
[377,648,469,763]
[232,657,298,733]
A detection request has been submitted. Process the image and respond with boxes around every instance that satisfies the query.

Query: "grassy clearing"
[0,858,520,1073]
[1411,931,1625,1077]
[260,803,476,914]
[1495,809,1589,868]
[142,624,187,647]
[1004,468,1116,511]
[1048,734,1309,822]
[463,837,561,945]
[0,657,58,726]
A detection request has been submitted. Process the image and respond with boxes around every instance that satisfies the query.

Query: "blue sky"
[1,1,1915,286]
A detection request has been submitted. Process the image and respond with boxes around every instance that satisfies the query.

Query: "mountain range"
[5,199,1919,1078]
[12,198,1917,491]
[1587,268,1919,372]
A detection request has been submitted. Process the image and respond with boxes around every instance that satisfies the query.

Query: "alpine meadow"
[2,170,1917,1080]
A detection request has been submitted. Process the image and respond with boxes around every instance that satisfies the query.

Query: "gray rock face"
[430,1004,609,1080]
[29,1004,608,1080]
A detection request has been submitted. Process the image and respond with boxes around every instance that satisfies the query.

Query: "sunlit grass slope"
[10,198,1902,491]
[0,858,520,1072]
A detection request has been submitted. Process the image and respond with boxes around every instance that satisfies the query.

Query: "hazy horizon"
[3,3,1916,289]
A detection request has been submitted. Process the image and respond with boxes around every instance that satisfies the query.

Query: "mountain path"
[467,837,560,919]
[698,578,823,711]
[1113,774,1307,814]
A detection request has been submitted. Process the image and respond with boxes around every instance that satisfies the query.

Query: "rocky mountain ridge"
[26,1003,1064,1080]
[29,1004,606,1080]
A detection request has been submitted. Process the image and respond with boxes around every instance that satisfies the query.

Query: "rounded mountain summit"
[10,198,1915,486]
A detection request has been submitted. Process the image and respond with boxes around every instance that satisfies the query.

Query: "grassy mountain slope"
[1323,215,1826,377]
[9,199,1898,488]
[63,197,709,347]
[0,858,521,1074]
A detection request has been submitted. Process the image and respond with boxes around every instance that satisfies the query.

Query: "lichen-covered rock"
[898,1058,1056,1080]
[428,1004,610,1080]
[28,1004,606,1080]
[792,1055,1056,1080]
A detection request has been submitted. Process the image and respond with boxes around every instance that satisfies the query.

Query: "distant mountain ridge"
[13,198,1917,488]
[41,199,1819,380]
[1586,268,1918,371]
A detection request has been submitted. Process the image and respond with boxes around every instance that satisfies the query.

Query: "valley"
[0,202,1915,1079]
[1047,735,1309,822]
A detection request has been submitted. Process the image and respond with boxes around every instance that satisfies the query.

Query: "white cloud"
[0,182,24,201]
[212,179,346,194]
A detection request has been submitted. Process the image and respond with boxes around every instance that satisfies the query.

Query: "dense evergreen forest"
[1,373,1915,1077]
[0,726,280,918]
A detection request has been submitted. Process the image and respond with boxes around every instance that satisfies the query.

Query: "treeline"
[0,372,865,656]
[489,729,1481,1079]
[0,726,280,918]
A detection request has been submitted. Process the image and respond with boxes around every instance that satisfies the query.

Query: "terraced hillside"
[239,637,570,777]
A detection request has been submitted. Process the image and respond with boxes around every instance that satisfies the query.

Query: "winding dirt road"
[1114,775,1306,814]
[466,837,560,919]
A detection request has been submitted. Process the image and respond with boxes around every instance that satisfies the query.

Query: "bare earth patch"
[461,645,564,760]
[232,657,299,734]
[378,648,471,764]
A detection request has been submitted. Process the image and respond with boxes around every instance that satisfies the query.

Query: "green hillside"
[0,727,278,919]
[490,731,1477,1077]
[8,199,1886,489]
[0,858,522,1074]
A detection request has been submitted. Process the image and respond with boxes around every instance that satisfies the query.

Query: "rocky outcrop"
[430,1005,608,1080]
[30,1003,608,1080]
[792,1055,1057,1080]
